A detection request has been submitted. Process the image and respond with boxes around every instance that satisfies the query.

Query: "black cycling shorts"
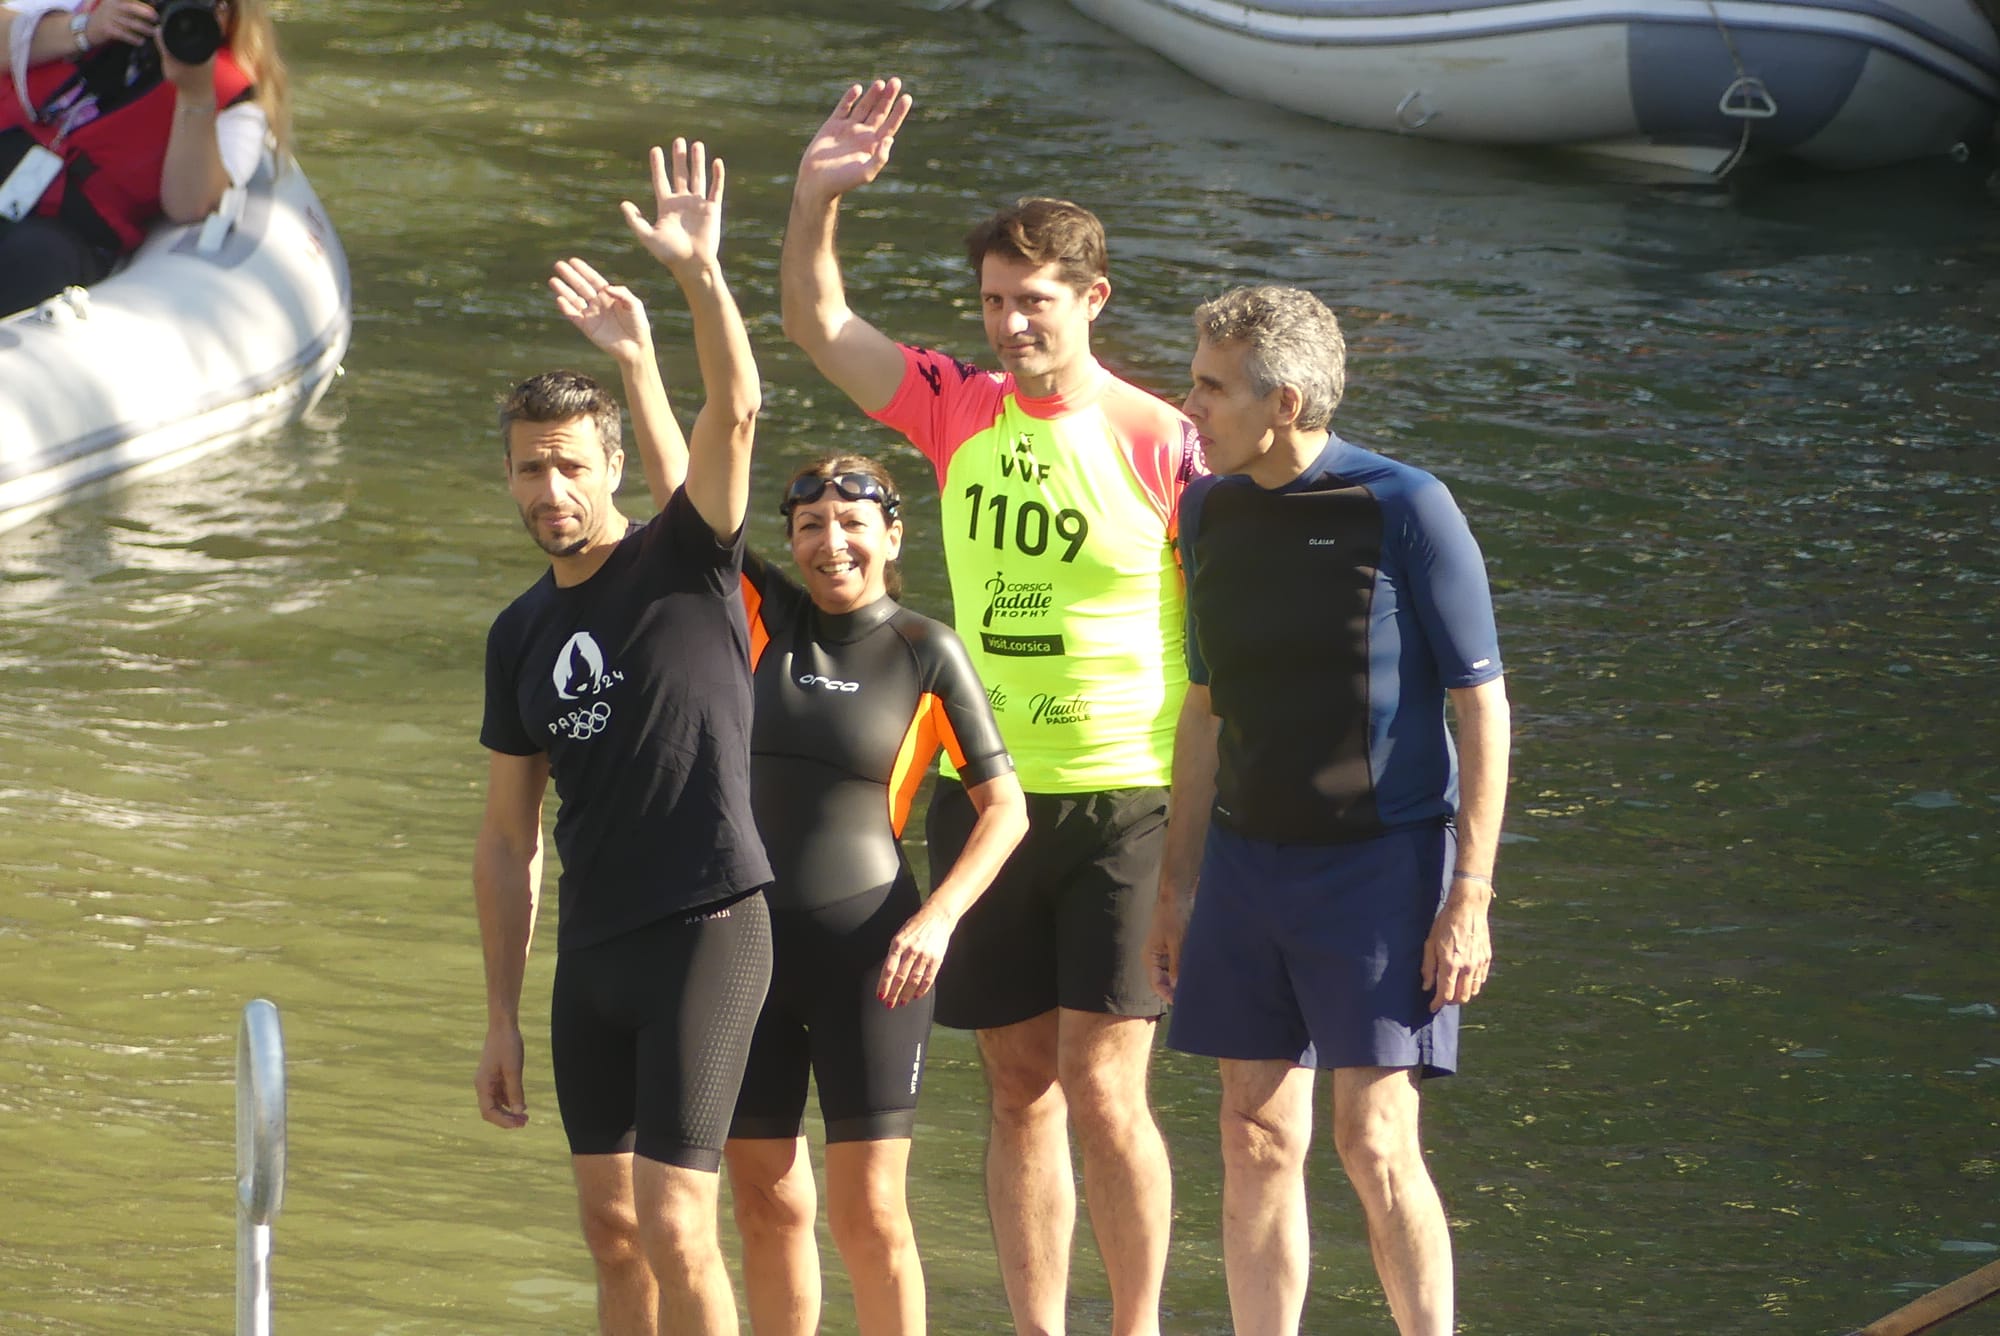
[730,875,933,1144]
[550,890,772,1171]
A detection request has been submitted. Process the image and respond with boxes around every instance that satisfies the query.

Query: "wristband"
[70,11,90,53]
[1451,870,1493,889]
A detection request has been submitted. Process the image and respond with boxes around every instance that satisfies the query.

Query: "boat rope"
[1703,0,1778,176]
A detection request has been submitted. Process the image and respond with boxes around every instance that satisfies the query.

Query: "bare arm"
[877,770,1029,1008]
[779,77,913,415]
[156,43,229,222]
[3,0,152,68]
[1422,675,1510,1011]
[549,257,689,509]
[472,749,549,1130]
[1146,682,1219,1003]
[623,138,756,539]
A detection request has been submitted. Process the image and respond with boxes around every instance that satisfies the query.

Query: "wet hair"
[781,453,905,601]
[1192,286,1346,431]
[498,370,622,462]
[963,197,1108,295]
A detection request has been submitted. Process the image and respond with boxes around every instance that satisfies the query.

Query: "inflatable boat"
[0,151,350,534]
[1062,0,2000,174]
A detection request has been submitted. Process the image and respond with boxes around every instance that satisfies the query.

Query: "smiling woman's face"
[787,492,903,615]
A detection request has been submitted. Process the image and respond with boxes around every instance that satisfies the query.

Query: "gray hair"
[1191,286,1345,431]
[498,370,622,460]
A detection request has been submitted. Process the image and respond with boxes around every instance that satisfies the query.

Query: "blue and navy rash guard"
[1179,435,1502,845]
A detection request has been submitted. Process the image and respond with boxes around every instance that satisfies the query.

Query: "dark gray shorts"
[928,780,1169,1032]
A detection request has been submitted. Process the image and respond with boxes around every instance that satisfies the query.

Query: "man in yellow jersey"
[781,78,1202,1336]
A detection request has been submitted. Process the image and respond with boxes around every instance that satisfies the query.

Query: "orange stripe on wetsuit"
[738,553,1013,914]
[887,692,972,840]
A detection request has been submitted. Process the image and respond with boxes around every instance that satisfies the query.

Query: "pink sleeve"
[868,345,1008,488]
[1102,387,1207,540]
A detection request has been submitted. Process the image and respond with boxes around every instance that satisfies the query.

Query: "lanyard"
[35,72,98,147]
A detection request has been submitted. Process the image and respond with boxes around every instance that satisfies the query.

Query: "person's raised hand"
[549,257,653,366]
[621,138,723,274]
[793,77,913,210]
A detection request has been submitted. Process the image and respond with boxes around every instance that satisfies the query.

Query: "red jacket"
[1,45,253,250]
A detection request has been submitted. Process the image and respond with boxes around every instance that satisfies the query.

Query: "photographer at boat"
[0,0,290,315]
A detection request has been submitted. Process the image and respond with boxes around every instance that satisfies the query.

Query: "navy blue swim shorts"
[1166,821,1458,1076]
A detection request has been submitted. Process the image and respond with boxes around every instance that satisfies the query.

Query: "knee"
[637,1196,720,1278]
[985,1053,1064,1129]
[1220,1103,1310,1181]
[1332,1107,1425,1208]
[827,1184,915,1267]
[576,1195,644,1270]
[1058,1061,1152,1149]
[732,1166,817,1241]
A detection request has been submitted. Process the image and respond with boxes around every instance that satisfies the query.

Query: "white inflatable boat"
[0,151,350,534]
[1063,0,2000,174]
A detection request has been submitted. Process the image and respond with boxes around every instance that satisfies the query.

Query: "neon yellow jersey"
[872,347,1207,792]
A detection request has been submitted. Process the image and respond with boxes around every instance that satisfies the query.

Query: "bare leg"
[1216,1060,1314,1336]
[631,1154,740,1336]
[572,1153,658,1336]
[824,1138,925,1334]
[1055,1010,1168,1336]
[725,1136,822,1335]
[1330,1067,1453,1336]
[976,1011,1072,1335]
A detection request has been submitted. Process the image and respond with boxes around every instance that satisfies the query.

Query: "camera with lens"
[156,0,223,64]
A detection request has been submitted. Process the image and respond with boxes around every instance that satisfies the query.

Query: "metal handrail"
[236,999,287,1336]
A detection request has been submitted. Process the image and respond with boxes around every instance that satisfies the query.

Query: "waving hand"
[795,78,913,209]
[622,138,724,274]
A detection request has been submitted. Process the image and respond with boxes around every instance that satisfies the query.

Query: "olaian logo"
[798,673,860,693]
[909,1041,923,1095]
[1308,537,1337,547]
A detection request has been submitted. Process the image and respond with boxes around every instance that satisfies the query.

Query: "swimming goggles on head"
[779,472,901,519]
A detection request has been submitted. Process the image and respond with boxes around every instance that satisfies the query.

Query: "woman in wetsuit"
[548,250,1026,1335]
[727,454,1028,1336]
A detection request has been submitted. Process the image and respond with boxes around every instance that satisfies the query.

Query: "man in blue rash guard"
[1145,285,1510,1336]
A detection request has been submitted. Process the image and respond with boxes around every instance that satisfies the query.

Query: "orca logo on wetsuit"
[797,673,860,694]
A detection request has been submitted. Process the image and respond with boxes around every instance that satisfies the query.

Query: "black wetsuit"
[481,492,773,1169]
[731,553,1012,1142]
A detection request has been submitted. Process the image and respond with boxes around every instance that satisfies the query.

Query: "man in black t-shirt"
[471,140,769,1336]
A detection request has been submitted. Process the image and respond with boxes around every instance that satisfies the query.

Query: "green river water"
[1,0,1996,1330]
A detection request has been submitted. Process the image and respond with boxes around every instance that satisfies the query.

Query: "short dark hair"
[963,197,1108,294]
[780,453,905,601]
[498,370,621,460]
[1192,286,1346,431]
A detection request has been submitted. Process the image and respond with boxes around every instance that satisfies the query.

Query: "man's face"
[1183,336,1284,478]
[504,417,623,559]
[979,254,1109,395]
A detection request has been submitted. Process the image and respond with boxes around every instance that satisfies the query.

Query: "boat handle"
[1718,76,1778,119]
[1395,90,1438,130]
[198,183,248,255]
